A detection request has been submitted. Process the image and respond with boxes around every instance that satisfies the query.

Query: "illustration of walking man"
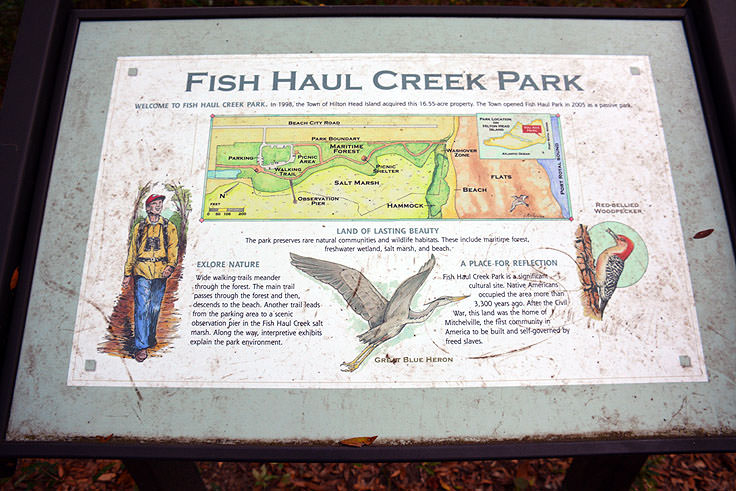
[123,194,178,362]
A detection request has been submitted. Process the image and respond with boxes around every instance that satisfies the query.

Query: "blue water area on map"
[208,169,241,179]
[537,116,571,219]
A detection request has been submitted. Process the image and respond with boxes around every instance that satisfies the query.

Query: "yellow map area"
[483,119,547,150]
[203,115,568,221]
[204,115,456,220]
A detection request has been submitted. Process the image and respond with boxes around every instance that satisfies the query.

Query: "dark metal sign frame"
[0,0,734,460]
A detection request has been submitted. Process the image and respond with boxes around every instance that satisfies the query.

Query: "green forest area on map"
[203,115,570,221]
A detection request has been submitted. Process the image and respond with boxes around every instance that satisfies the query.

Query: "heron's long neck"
[409,299,442,323]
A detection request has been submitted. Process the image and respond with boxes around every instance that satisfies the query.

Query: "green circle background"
[589,221,648,288]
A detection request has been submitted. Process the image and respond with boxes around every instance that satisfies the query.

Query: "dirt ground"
[2,453,736,489]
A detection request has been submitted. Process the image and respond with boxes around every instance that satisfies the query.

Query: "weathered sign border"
[1,0,735,460]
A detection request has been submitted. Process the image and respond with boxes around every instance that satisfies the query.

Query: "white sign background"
[67,54,706,388]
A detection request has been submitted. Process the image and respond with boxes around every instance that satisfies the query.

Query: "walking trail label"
[203,114,571,220]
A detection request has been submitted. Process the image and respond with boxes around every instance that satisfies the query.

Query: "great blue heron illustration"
[289,253,469,372]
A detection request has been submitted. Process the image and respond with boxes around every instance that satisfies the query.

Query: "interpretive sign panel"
[67,53,705,388]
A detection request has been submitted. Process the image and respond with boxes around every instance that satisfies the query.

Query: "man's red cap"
[145,194,165,206]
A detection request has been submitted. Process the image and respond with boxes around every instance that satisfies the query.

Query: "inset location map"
[203,114,571,220]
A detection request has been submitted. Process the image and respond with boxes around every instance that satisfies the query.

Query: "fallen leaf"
[96,472,116,482]
[9,267,18,291]
[516,460,536,486]
[693,229,714,239]
[95,434,113,442]
[339,436,377,447]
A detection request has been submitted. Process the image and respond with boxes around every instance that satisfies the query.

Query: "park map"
[203,114,572,220]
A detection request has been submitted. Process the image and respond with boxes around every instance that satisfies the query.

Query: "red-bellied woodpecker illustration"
[594,228,635,316]
[575,224,637,320]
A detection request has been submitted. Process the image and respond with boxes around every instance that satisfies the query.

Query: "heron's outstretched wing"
[290,253,388,328]
[384,255,435,321]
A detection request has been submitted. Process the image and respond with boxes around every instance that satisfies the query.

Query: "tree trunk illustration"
[128,182,151,242]
[575,224,602,320]
[166,182,191,253]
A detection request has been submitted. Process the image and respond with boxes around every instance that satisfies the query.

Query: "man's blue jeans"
[133,276,167,350]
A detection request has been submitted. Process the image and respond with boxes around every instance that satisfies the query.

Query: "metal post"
[562,454,649,491]
[123,459,206,491]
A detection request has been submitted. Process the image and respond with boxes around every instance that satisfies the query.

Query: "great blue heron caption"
[290,253,469,372]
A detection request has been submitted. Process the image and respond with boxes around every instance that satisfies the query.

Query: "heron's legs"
[341,342,380,372]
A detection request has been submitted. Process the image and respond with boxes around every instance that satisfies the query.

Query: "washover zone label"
[203,114,571,220]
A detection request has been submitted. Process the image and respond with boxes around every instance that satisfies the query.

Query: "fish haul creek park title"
[185,71,584,92]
